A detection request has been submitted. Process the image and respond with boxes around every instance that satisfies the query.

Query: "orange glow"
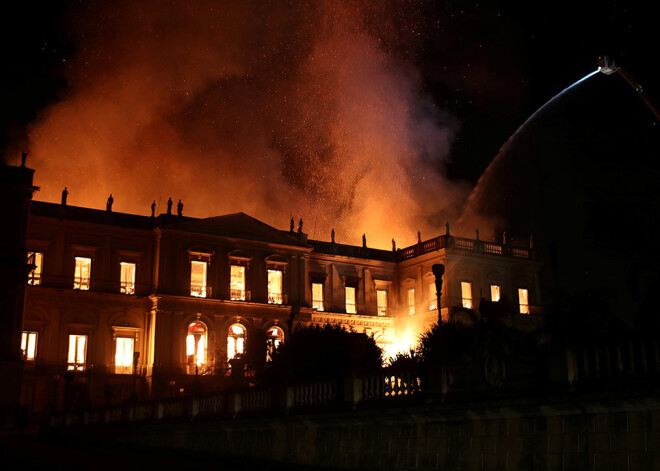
[17,1,469,250]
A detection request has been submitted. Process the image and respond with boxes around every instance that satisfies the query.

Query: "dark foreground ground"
[0,429,338,471]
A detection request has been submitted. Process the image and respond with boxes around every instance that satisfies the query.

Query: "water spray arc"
[598,56,660,121]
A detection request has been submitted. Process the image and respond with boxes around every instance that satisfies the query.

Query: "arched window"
[266,326,285,362]
[227,324,246,361]
[186,321,207,374]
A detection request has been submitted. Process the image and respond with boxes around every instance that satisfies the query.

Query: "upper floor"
[25,201,541,320]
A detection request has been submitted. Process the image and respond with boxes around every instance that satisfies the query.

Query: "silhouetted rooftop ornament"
[289,217,294,233]
[298,218,303,233]
[392,238,396,252]
[151,200,156,218]
[21,151,27,167]
[417,231,422,244]
[331,228,335,243]
[106,194,114,212]
[362,233,367,248]
[61,187,68,206]
[475,228,480,240]
[177,199,183,216]
[445,221,450,236]
[167,197,173,215]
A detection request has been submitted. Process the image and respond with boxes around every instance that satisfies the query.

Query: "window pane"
[408,288,415,315]
[312,283,324,311]
[190,261,207,297]
[227,324,246,361]
[115,337,134,374]
[68,334,87,371]
[74,257,91,290]
[27,252,43,286]
[268,270,283,304]
[491,285,501,302]
[461,282,472,309]
[120,262,136,294]
[21,331,38,361]
[377,290,388,316]
[345,287,356,314]
[519,288,530,314]
[186,321,208,374]
[429,282,437,311]
[230,265,245,300]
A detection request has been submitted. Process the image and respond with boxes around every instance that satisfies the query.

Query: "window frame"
[518,288,530,314]
[119,261,137,295]
[21,331,38,361]
[27,251,44,286]
[312,282,324,311]
[345,286,357,314]
[73,256,92,291]
[490,284,502,302]
[461,281,473,309]
[190,260,208,298]
[67,334,88,371]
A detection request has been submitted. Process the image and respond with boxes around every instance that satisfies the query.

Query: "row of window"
[20,323,286,375]
[459,282,530,314]
[311,283,389,316]
[28,252,137,294]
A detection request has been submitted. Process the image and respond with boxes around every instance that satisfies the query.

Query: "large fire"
[16,0,470,249]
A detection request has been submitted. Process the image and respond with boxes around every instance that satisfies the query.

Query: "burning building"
[2,163,542,418]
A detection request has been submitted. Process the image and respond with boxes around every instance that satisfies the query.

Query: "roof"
[165,212,309,247]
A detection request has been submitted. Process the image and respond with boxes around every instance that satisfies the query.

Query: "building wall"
[18,202,542,415]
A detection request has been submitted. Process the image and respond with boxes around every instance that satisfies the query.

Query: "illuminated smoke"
[20,0,470,248]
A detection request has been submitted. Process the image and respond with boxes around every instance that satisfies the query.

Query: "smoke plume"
[22,0,469,248]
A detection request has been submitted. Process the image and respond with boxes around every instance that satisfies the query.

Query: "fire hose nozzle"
[598,56,617,75]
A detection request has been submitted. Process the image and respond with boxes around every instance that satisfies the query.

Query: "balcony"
[230,289,251,301]
[190,285,212,298]
[268,293,287,305]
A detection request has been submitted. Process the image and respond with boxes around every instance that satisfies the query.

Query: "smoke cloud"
[22,0,470,248]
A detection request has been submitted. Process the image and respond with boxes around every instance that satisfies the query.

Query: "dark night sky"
[1,1,655,184]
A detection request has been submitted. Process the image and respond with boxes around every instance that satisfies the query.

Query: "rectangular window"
[21,331,38,361]
[519,288,530,314]
[312,282,324,311]
[345,286,357,314]
[67,334,87,371]
[230,265,245,300]
[120,262,136,295]
[429,282,438,311]
[27,252,43,286]
[190,261,207,297]
[73,257,91,290]
[268,269,283,304]
[491,285,501,302]
[115,337,135,374]
[408,288,415,315]
[377,289,388,316]
[461,282,473,309]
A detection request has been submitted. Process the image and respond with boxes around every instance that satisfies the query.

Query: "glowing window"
[345,286,356,314]
[312,282,324,311]
[461,282,473,309]
[266,326,284,362]
[227,324,246,361]
[73,257,91,290]
[230,265,245,300]
[27,252,43,286]
[407,288,415,315]
[186,321,207,374]
[429,282,438,311]
[190,261,207,297]
[491,285,501,302]
[377,289,388,316]
[21,331,38,361]
[519,288,530,314]
[115,337,135,374]
[120,262,136,295]
[268,269,283,304]
[67,334,87,371]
